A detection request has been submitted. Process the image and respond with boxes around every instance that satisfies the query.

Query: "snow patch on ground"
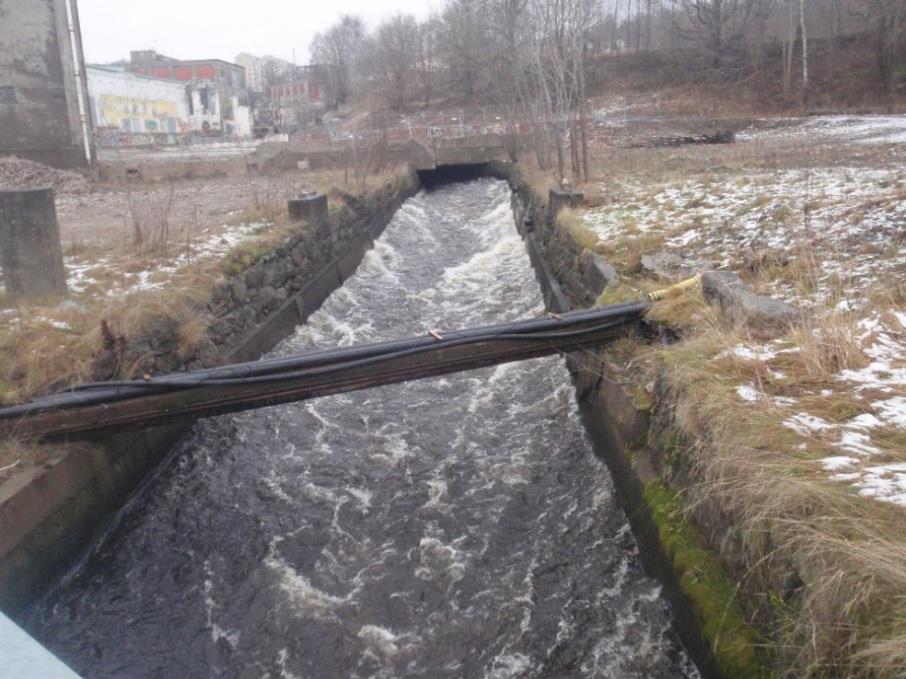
[583,166,906,306]
[742,311,906,506]
[69,221,269,297]
[723,309,905,506]
[735,384,761,402]
[738,115,906,146]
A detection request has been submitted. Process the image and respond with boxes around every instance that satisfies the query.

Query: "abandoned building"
[126,50,252,137]
[0,0,94,168]
[269,65,333,129]
[87,65,191,139]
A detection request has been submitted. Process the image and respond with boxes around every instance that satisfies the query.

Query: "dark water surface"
[27,179,698,678]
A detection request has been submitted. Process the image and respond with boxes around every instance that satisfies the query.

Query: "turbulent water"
[27,179,697,678]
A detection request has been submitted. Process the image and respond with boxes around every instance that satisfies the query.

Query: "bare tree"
[855,0,906,103]
[417,16,441,106]
[370,14,422,111]
[439,0,492,100]
[672,0,766,69]
[309,15,367,106]
[799,0,809,108]
[782,0,795,93]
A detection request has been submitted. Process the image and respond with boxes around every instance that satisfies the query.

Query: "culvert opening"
[416,163,490,189]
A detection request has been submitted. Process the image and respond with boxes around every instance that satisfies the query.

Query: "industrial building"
[126,51,251,137]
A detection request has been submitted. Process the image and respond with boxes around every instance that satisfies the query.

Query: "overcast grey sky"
[77,0,437,65]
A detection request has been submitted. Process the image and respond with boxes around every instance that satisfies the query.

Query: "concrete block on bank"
[701,271,802,334]
[579,249,618,297]
[548,186,585,223]
[0,188,68,299]
[288,192,328,224]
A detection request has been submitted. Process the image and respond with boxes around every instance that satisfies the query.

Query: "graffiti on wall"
[97,95,188,134]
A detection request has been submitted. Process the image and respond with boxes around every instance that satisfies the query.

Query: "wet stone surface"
[25,179,698,678]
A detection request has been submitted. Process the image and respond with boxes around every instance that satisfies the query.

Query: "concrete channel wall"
[0,175,420,615]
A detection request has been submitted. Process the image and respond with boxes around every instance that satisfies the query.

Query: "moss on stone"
[595,282,639,307]
[644,480,764,678]
[221,241,275,277]
[632,385,653,411]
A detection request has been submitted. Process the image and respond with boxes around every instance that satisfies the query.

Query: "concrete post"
[0,188,68,299]
[288,193,328,223]
[548,186,585,224]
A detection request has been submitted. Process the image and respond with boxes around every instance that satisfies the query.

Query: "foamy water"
[26,179,696,678]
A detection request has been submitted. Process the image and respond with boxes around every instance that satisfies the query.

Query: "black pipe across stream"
[25,178,699,677]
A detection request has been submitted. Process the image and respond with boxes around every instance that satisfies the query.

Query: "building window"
[0,86,16,104]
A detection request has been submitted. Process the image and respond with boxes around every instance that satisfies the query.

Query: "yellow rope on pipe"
[647,273,703,302]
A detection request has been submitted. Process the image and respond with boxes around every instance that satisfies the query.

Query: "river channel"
[26,178,698,678]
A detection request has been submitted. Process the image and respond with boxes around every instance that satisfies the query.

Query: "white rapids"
[26,179,698,678]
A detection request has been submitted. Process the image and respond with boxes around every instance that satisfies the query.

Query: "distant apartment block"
[235,53,295,93]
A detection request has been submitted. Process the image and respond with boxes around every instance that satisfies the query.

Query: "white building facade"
[87,65,252,140]
[87,65,190,135]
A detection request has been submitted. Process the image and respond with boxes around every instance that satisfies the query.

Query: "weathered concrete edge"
[0,177,420,616]
[486,161,726,678]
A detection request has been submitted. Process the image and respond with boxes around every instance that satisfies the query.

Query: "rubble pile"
[0,156,90,194]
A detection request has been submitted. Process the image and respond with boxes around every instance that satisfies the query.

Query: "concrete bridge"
[253,133,518,173]
[405,135,513,170]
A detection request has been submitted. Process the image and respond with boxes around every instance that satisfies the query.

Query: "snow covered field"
[738,115,906,146]
[582,115,906,508]
[583,167,905,308]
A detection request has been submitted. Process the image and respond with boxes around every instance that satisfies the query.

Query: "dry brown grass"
[515,158,559,205]
[645,284,712,330]
[0,438,52,472]
[555,207,602,252]
[789,309,871,382]
[0,279,216,404]
[654,298,906,676]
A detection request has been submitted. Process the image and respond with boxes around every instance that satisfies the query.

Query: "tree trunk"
[800,0,809,111]
[783,0,794,94]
